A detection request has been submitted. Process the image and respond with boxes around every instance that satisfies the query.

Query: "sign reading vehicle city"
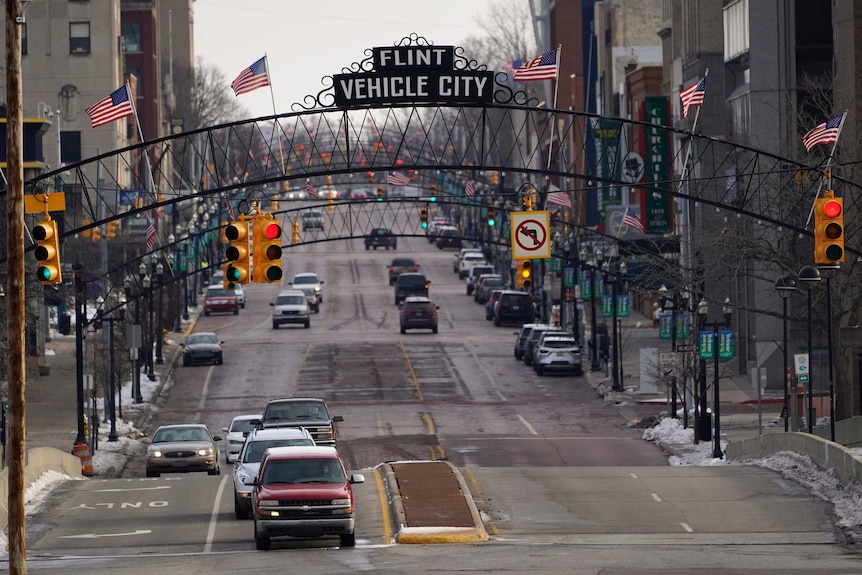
[333,45,494,106]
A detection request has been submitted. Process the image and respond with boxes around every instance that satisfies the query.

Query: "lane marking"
[92,486,171,492]
[194,368,215,422]
[680,523,694,532]
[516,415,538,435]
[469,349,506,401]
[203,475,231,554]
[290,342,314,395]
[372,467,393,545]
[651,493,662,502]
[398,341,423,400]
[629,473,639,479]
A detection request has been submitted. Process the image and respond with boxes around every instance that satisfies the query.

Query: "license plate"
[512,306,520,311]
[171,460,188,468]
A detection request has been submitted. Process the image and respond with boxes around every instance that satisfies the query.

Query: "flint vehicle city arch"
[13,34,862,310]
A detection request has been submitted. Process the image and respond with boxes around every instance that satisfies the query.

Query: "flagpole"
[804,110,847,229]
[544,45,562,173]
[263,53,287,191]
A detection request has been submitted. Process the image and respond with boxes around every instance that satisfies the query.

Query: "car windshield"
[230,418,257,433]
[275,295,306,305]
[404,301,433,312]
[262,458,345,484]
[298,288,316,297]
[186,333,218,345]
[398,276,427,285]
[206,288,232,298]
[242,439,315,463]
[392,259,415,267]
[293,276,318,285]
[544,339,577,349]
[483,278,504,287]
[303,211,322,219]
[153,427,209,443]
[264,402,328,422]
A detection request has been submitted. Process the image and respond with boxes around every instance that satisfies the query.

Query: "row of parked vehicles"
[145,397,362,550]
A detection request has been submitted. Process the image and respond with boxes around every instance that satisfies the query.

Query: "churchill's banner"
[333,45,494,106]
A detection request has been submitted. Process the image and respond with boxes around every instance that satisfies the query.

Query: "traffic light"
[516,260,532,290]
[486,207,496,227]
[224,220,250,285]
[489,171,499,186]
[376,187,384,200]
[106,220,118,239]
[291,219,301,243]
[81,218,91,238]
[91,225,101,243]
[814,193,844,263]
[253,218,283,283]
[34,216,62,285]
[429,184,437,202]
[327,198,335,212]
[367,171,375,182]
[420,206,429,229]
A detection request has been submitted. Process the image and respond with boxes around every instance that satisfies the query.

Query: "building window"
[60,131,82,164]
[70,22,90,55]
[122,22,141,52]
[22,23,27,55]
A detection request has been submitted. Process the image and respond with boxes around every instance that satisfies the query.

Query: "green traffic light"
[429,197,436,202]
[265,267,283,281]
[487,218,496,227]
[226,266,242,282]
[421,222,428,229]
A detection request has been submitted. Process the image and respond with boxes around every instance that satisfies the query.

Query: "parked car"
[247,446,365,549]
[203,286,239,316]
[394,272,430,305]
[527,327,571,367]
[181,332,224,366]
[493,291,534,327]
[453,248,481,273]
[233,283,246,309]
[388,257,419,285]
[458,252,487,279]
[426,218,449,243]
[533,335,583,376]
[145,424,222,477]
[301,210,325,231]
[522,324,551,367]
[222,414,261,462]
[466,265,495,295]
[475,274,505,304]
[513,323,541,360]
[435,226,463,250]
[257,397,343,447]
[289,272,324,302]
[270,290,311,329]
[231,427,315,519]
[399,296,439,334]
[364,227,397,250]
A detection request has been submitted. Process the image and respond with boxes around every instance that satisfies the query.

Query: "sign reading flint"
[333,46,494,106]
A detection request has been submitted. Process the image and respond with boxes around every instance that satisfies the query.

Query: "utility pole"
[6,1,28,572]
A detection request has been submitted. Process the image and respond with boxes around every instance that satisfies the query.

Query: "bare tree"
[173,57,249,131]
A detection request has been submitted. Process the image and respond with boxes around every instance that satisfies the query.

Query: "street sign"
[510,211,551,259]
[659,352,678,377]
[794,353,810,384]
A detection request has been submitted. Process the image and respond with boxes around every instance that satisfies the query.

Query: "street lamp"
[798,265,821,434]
[155,261,165,364]
[658,284,682,421]
[580,247,601,372]
[697,297,732,459]
[143,274,155,381]
[818,262,839,442]
[603,259,627,392]
[774,276,797,432]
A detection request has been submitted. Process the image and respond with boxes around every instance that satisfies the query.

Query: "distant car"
[365,227,397,250]
[222,414,261,463]
[231,427,315,519]
[257,397,343,447]
[248,446,364,549]
[533,335,583,376]
[204,286,239,316]
[145,424,221,477]
[399,296,439,334]
[283,189,307,201]
[475,274,504,304]
[485,290,503,320]
[466,265,495,295]
[435,226,462,250]
[458,252,487,279]
[181,332,224,366]
[513,323,541,360]
[296,287,320,313]
[493,291,534,327]
[270,290,311,329]
[289,272,324,302]
[426,218,449,243]
[388,257,419,285]
[233,283,246,309]
[394,272,430,305]
[301,210,325,231]
[453,248,482,273]
[522,324,551,367]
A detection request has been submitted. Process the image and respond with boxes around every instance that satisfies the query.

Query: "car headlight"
[149,450,163,458]
[314,287,321,293]
[236,470,253,485]
[198,448,214,456]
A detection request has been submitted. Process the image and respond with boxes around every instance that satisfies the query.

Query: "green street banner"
[640,96,673,234]
[698,330,735,360]
[600,294,630,318]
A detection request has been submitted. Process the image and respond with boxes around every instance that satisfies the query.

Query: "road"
[20,217,862,573]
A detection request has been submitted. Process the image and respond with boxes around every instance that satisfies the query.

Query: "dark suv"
[399,296,439,333]
[493,291,534,326]
[256,398,343,447]
[394,272,430,305]
[364,227,397,250]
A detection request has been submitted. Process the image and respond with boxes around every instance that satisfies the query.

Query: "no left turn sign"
[510,211,551,259]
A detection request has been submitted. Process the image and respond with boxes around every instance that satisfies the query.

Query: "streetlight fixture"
[774,275,797,432]
[798,265,821,434]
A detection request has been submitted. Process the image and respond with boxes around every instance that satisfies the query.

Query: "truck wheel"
[340,533,356,547]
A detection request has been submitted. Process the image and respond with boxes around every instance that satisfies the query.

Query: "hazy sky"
[193,0,498,119]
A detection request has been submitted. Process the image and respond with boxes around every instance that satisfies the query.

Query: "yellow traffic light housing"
[81,218,92,238]
[516,260,532,290]
[106,220,118,239]
[327,198,335,212]
[91,225,102,243]
[291,219,301,244]
[252,217,283,283]
[34,217,62,285]
[814,192,844,264]
[225,220,251,285]
[420,206,429,229]
[487,207,496,227]
[489,171,499,186]
[429,184,437,202]
[376,187,384,200]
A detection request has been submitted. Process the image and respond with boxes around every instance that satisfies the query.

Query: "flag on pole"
[546,191,571,209]
[226,202,235,220]
[513,48,558,82]
[387,172,411,186]
[464,179,475,197]
[802,114,844,152]
[680,77,706,118]
[305,180,318,198]
[622,208,645,233]
[145,220,157,249]
[230,56,270,96]
[85,85,134,128]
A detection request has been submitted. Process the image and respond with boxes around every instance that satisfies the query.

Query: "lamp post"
[155,261,165,364]
[798,265,821,434]
[774,276,797,432]
[818,263,839,442]
[603,260,627,392]
[73,266,87,447]
[144,274,155,381]
[698,298,733,459]
[659,284,681,420]
[580,247,602,372]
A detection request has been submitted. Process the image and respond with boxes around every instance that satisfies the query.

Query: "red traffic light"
[262,221,281,240]
[823,199,842,218]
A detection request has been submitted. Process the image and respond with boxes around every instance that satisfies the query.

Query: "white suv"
[270,290,310,329]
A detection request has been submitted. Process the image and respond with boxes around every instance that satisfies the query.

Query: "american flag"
[622,209,645,233]
[305,180,318,197]
[464,179,475,197]
[502,59,524,78]
[802,113,845,152]
[226,202,235,220]
[680,76,706,118]
[546,191,572,209]
[514,48,558,82]
[85,85,134,128]
[231,56,271,97]
[388,172,411,186]
[145,220,157,249]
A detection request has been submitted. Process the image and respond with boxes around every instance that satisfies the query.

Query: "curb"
[384,460,490,544]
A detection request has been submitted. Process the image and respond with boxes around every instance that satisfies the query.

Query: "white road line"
[204,475,231,553]
[629,472,639,479]
[92,486,171,492]
[680,523,694,532]
[651,493,662,502]
[195,367,214,420]
[516,414,538,435]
